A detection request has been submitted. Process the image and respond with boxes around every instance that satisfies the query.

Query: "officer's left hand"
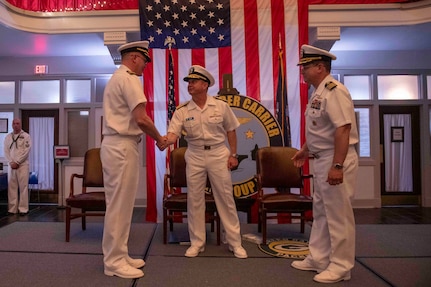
[327,167,343,185]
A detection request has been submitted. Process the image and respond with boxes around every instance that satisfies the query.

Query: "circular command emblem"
[258,238,309,259]
[215,94,283,199]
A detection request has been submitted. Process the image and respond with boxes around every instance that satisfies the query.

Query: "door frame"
[379,105,421,206]
[22,110,59,202]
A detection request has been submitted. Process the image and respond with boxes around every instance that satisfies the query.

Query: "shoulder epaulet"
[325,81,337,91]
[176,101,190,110]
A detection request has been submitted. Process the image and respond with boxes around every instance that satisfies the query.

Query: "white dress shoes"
[126,257,145,269]
[313,270,351,283]
[185,246,205,257]
[229,246,248,259]
[291,257,324,273]
[104,264,144,279]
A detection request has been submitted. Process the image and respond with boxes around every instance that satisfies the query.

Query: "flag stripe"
[257,1,274,108]
[143,52,157,221]
[244,0,260,101]
[271,0,285,104]
[218,47,233,87]
[192,49,205,66]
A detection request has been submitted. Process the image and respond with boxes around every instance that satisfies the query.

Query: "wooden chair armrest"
[69,173,84,197]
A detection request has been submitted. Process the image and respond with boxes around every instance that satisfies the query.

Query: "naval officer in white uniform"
[291,45,359,284]
[165,65,248,259]
[101,40,165,279]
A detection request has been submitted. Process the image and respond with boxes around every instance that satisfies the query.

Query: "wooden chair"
[163,147,220,245]
[255,146,313,244]
[65,148,106,242]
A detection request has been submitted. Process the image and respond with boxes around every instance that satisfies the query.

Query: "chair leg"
[65,206,71,242]
[210,212,215,232]
[81,210,86,230]
[163,209,168,244]
[169,211,174,231]
[262,211,267,245]
[257,207,262,233]
[216,212,220,245]
[247,208,252,223]
[300,213,305,233]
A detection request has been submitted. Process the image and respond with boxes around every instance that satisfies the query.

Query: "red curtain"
[6,0,139,11]
[6,0,411,12]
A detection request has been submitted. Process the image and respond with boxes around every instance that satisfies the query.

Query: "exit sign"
[34,65,48,74]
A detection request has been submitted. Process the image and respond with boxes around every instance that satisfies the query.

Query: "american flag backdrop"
[140,0,308,222]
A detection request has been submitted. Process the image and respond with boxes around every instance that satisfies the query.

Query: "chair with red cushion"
[255,146,313,244]
[65,148,106,242]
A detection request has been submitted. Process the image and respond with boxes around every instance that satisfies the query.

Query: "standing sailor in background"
[4,118,31,216]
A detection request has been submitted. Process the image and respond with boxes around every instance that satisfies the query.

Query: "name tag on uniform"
[185,117,194,122]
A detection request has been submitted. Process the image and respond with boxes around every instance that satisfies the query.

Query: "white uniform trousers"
[185,145,242,248]
[7,164,29,213]
[308,146,358,275]
[101,135,139,269]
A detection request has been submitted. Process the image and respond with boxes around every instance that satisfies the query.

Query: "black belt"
[189,144,223,150]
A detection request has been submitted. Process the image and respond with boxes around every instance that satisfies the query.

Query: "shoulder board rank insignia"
[127,70,137,75]
[176,101,189,110]
[325,81,337,91]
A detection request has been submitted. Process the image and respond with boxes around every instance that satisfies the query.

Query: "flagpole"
[279,34,285,146]
[276,33,291,147]
[164,35,177,172]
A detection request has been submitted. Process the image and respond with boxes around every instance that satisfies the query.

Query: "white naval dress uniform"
[305,75,359,275]
[101,65,145,270]
[4,130,31,214]
[168,96,243,248]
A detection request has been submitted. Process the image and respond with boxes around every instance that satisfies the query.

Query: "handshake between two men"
[155,134,175,151]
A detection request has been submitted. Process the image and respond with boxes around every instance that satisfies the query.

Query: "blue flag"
[140,0,231,49]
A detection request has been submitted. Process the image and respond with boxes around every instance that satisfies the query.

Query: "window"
[0,82,15,104]
[377,75,419,100]
[67,110,89,157]
[354,108,371,157]
[95,77,110,102]
[344,75,371,100]
[66,79,91,103]
[21,80,60,103]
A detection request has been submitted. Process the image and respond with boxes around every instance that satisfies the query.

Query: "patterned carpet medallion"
[258,238,309,259]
